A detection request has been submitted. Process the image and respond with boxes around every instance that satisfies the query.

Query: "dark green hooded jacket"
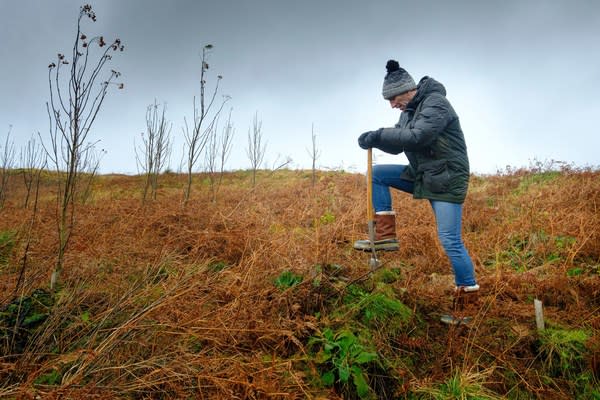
[375,76,470,204]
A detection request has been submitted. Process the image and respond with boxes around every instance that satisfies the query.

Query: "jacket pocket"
[418,160,450,193]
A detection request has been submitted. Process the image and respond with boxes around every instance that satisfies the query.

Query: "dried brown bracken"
[0,166,598,398]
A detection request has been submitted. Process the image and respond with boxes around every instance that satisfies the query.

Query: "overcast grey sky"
[1,0,599,174]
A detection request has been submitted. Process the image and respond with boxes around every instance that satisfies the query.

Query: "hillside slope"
[0,168,599,399]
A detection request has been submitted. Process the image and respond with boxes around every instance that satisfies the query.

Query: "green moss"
[343,284,411,334]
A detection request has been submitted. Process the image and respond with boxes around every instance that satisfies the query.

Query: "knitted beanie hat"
[381,60,416,100]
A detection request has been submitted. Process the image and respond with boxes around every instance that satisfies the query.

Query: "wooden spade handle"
[367,148,374,221]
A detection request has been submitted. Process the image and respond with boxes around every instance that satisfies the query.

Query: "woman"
[354,60,479,320]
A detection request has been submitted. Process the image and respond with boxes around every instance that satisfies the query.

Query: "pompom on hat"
[381,60,416,100]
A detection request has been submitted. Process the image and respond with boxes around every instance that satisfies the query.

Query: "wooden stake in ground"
[534,298,545,330]
[367,148,380,270]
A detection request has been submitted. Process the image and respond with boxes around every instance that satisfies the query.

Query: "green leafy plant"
[503,236,535,272]
[80,310,91,324]
[34,368,62,385]
[207,260,229,273]
[546,235,576,264]
[318,211,336,225]
[0,288,54,354]
[308,327,379,398]
[554,235,576,250]
[274,270,303,290]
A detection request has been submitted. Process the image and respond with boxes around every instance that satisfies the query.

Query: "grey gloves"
[358,129,382,149]
[358,128,405,155]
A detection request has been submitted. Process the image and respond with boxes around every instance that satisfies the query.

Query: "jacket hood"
[407,76,446,109]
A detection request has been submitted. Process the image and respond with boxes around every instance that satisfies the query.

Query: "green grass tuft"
[273,270,303,290]
[537,326,590,378]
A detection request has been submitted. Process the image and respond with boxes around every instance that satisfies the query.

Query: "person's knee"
[438,231,462,253]
[372,164,387,185]
[372,164,384,178]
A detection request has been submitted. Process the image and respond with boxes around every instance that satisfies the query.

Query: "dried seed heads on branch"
[43,3,125,289]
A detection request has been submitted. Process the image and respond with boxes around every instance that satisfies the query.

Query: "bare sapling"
[306,123,321,186]
[269,155,293,174]
[136,100,172,202]
[246,112,266,187]
[20,135,47,208]
[182,44,229,204]
[0,125,16,208]
[44,4,124,289]
[205,108,234,202]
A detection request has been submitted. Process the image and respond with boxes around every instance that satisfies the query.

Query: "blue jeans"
[372,164,477,287]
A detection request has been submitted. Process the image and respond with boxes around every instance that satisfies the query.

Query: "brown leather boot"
[353,211,399,252]
[441,285,480,325]
[453,285,480,312]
